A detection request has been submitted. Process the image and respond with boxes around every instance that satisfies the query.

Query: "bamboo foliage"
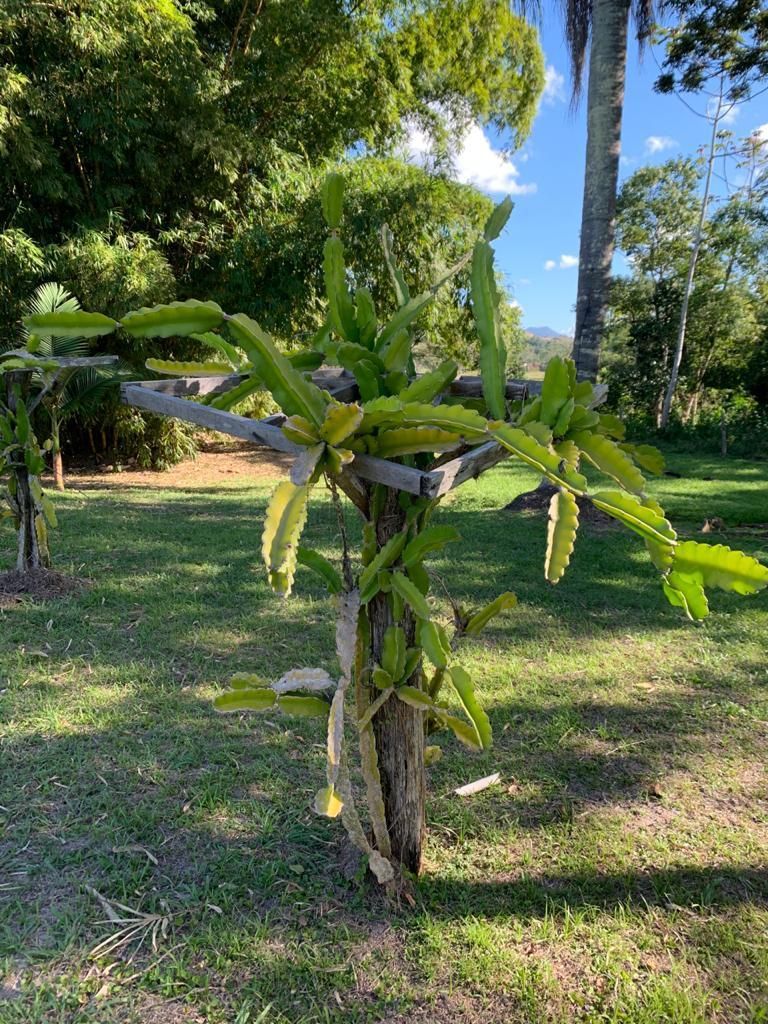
[31,173,768,882]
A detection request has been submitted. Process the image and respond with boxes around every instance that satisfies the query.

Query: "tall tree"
[659,77,726,427]
[653,0,768,424]
[520,0,652,382]
[560,0,765,382]
[570,0,648,382]
[604,157,767,433]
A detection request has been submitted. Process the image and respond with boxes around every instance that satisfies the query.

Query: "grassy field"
[1,448,767,1023]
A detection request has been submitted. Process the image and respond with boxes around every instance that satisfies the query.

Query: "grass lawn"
[1,446,767,1023]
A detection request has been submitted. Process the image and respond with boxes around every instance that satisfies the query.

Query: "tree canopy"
[0,1,542,464]
[656,0,768,98]
[603,155,768,437]
[0,0,542,246]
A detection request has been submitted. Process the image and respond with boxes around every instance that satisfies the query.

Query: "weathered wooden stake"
[5,372,49,573]
[368,489,425,873]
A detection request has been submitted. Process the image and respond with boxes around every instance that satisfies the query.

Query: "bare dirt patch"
[0,568,89,608]
[382,990,535,1023]
[58,439,291,492]
[114,993,206,1023]
[505,484,618,529]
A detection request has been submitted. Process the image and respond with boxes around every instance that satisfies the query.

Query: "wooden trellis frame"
[119,364,610,876]
[120,369,555,503]
[121,369,607,505]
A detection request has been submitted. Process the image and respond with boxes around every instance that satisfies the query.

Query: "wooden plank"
[449,375,528,401]
[137,368,358,400]
[351,452,425,495]
[121,382,427,496]
[137,375,240,397]
[421,441,509,497]
[121,383,302,454]
[47,355,119,368]
[1,353,119,371]
[422,384,608,497]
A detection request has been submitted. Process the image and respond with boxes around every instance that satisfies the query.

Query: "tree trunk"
[571,0,631,382]
[660,78,723,428]
[53,450,65,491]
[15,466,49,573]
[51,414,65,491]
[5,374,49,573]
[369,489,425,874]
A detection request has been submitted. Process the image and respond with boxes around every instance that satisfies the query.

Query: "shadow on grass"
[417,863,768,921]
[2,474,767,978]
[2,664,766,945]
[4,487,766,683]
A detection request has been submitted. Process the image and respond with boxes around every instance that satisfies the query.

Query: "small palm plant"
[0,351,58,571]
[21,283,123,490]
[2,289,118,571]
[26,174,768,883]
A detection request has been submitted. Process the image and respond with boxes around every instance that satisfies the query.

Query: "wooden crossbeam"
[421,441,509,497]
[448,376,529,401]
[134,372,534,404]
[137,368,358,401]
[121,372,607,501]
[1,353,119,371]
[121,383,429,497]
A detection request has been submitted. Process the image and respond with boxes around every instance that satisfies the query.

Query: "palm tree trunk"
[53,451,65,491]
[51,413,65,491]
[571,0,631,382]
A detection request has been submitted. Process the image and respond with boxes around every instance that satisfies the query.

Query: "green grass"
[1,449,767,1023]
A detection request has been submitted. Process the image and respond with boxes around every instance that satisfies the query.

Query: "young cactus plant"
[2,308,117,573]
[27,173,768,881]
[1,349,64,571]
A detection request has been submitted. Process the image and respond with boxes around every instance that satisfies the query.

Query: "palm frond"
[563,0,592,104]
[633,0,655,47]
[23,282,80,320]
[22,282,91,357]
[40,334,92,359]
[58,360,134,425]
[546,2,656,105]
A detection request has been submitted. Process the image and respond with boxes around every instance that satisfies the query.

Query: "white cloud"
[542,64,566,105]
[453,124,536,195]
[401,120,536,197]
[645,135,678,154]
[752,123,768,145]
[545,255,578,270]
[509,299,524,313]
[710,98,740,125]
[620,154,636,168]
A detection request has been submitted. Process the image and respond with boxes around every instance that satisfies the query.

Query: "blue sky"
[408,12,768,336]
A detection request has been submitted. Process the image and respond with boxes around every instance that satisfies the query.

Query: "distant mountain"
[522,327,572,371]
[525,325,571,340]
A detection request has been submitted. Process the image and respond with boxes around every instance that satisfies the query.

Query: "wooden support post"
[5,372,49,573]
[368,489,425,873]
